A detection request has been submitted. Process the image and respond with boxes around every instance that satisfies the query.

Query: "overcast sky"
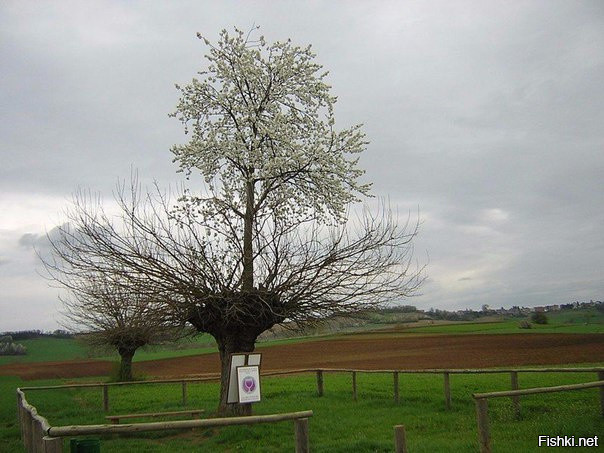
[1,1,603,331]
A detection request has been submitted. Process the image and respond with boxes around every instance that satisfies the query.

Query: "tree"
[65,280,179,381]
[531,311,548,325]
[44,243,181,381]
[169,28,423,414]
[43,28,424,415]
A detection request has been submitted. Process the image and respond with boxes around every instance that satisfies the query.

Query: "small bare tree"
[42,206,183,382]
[60,277,178,381]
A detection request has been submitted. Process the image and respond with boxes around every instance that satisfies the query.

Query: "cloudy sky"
[1,1,603,331]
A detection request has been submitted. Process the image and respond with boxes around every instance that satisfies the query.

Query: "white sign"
[237,365,261,403]
[227,353,262,403]
[247,353,261,366]
[227,354,247,403]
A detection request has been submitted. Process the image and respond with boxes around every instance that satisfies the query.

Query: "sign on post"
[227,353,262,404]
[237,366,261,403]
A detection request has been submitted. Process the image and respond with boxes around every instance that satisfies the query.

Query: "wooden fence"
[306,367,604,412]
[17,387,312,453]
[17,367,604,451]
[472,380,604,453]
[20,367,604,414]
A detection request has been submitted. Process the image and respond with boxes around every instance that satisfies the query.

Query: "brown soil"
[1,333,602,380]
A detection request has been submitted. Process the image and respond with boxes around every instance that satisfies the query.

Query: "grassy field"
[0,331,358,367]
[2,311,602,452]
[398,308,604,335]
[0,338,90,366]
[0,334,218,366]
[3,366,603,452]
[0,331,375,368]
[2,308,601,367]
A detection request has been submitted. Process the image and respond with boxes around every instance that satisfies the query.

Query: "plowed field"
[1,333,602,380]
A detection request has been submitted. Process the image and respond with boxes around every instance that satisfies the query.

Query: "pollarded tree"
[42,219,182,382]
[42,28,424,416]
[57,272,180,382]
[168,28,424,414]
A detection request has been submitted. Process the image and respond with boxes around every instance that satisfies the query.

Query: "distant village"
[378,299,604,322]
[1,300,602,342]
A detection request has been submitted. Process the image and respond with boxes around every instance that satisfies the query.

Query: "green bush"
[531,312,548,324]
[518,320,532,329]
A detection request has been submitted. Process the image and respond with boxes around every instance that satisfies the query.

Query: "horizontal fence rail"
[20,367,604,413]
[17,384,312,453]
[47,410,314,436]
[473,380,604,453]
[17,366,604,452]
[19,367,604,392]
[473,380,604,399]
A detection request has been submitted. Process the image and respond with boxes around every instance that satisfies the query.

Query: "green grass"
[0,331,356,367]
[0,338,91,365]
[401,310,604,335]
[0,335,219,366]
[3,365,603,452]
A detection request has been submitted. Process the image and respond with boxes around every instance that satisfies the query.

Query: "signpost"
[227,353,262,404]
[237,366,261,403]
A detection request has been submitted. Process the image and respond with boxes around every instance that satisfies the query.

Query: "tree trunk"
[215,330,258,416]
[242,178,255,292]
[117,348,136,381]
[186,292,283,416]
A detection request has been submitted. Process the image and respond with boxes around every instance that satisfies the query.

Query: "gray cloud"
[18,225,66,251]
[18,233,40,249]
[1,0,603,329]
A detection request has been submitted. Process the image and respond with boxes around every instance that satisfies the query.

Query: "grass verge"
[4,365,603,452]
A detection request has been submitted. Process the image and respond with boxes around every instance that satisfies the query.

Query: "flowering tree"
[168,28,423,414]
[43,28,423,416]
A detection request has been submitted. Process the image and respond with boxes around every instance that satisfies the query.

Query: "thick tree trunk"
[215,330,258,416]
[117,348,136,381]
[186,291,284,416]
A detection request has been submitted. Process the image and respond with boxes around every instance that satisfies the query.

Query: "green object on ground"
[70,438,100,453]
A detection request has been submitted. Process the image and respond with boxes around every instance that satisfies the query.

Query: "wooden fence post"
[598,371,604,417]
[33,416,45,452]
[316,370,324,397]
[393,372,400,404]
[103,384,109,412]
[181,381,188,406]
[23,408,32,451]
[475,398,491,453]
[510,371,520,418]
[443,372,451,409]
[352,371,357,401]
[394,425,408,453]
[16,391,23,445]
[294,417,309,453]
[19,405,26,449]
[43,436,63,453]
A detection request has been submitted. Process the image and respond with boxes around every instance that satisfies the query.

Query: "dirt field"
[1,333,602,380]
